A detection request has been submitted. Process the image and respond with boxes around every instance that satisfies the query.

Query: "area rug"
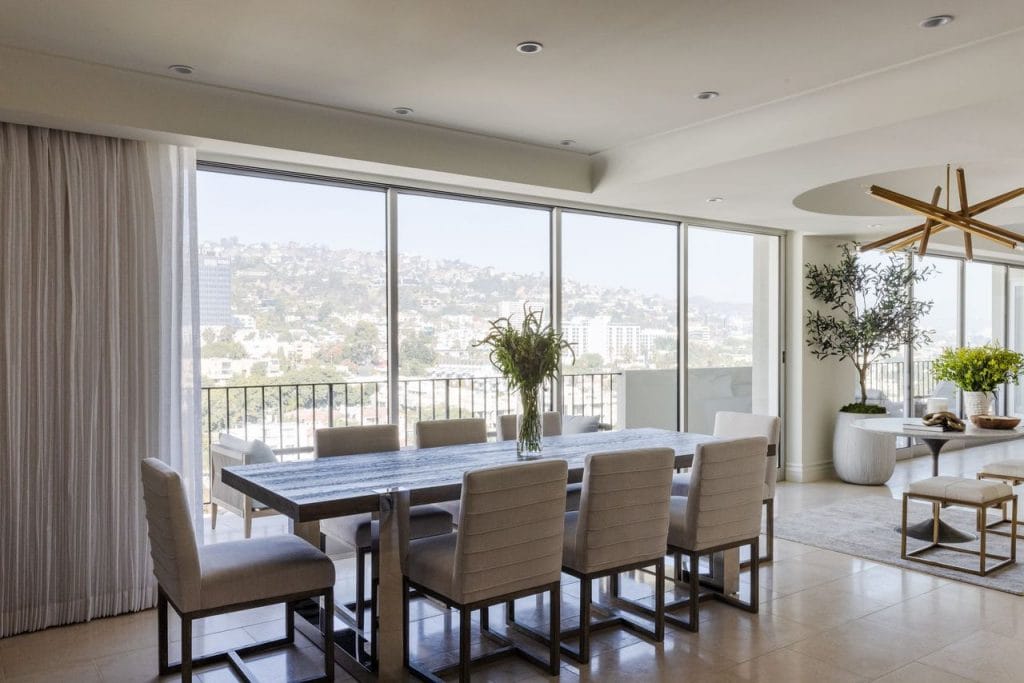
[773,495,1024,595]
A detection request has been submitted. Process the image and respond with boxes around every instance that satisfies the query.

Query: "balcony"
[201,372,621,500]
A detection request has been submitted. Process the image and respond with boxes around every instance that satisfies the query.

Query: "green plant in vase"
[475,306,575,457]
[932,344,1024,416]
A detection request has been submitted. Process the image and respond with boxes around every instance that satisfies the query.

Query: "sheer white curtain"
[0,123,200,637]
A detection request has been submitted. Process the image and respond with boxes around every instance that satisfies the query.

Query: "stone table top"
[223,428,715,522]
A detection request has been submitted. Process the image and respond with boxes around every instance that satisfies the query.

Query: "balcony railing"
[201,372,620,501]
[866,359,937,404]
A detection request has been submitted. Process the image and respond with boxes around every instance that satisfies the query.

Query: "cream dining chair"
[663,437,767,632]
[415,417,488,519]
[140,458,335,682]
[673,411,781,565]
[403,459,568,682]
[315,424,453,639]
[508,447,675,663]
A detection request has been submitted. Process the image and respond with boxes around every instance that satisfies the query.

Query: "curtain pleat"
[0,123,199,637]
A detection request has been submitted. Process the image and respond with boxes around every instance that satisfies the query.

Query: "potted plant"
[805,243,933,484]
[932,344,1024,417]
[476,306,575,458]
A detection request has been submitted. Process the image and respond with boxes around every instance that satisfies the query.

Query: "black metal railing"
[200,371,620,501]
[866,359,937,404]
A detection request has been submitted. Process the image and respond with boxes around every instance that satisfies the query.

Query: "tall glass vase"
[517,384,544,459]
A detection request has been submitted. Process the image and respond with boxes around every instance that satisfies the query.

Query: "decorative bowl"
[970,415,1021,430]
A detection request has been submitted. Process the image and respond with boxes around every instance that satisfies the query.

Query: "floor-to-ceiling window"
[1008,267,1024,415]
[196,164,786,470]
[913,255,960,416]
[685,227,781,434]
[560,212,679,430]
[196,169,388,494]
[396,193,550,444]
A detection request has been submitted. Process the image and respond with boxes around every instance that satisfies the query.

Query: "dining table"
[222,427,720,681]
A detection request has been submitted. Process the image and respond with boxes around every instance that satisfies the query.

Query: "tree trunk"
[858,365,869,406]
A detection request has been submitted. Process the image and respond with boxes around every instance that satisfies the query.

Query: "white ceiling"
[3,0,1024,235]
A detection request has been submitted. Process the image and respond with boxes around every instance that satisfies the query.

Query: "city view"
[198,239,756,386]
[195,171,770,464]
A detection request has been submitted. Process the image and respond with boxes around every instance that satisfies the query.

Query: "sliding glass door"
[396,193,550,444]
[561,212,679,430]
[685,227,781,435]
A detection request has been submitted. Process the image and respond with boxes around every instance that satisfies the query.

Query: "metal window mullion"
[551,207,564,417]
[679,222,688,432]
[957,259,966,416]
[386,188,400,427]
[904,252,914,426]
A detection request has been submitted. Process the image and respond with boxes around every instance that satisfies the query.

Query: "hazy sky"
[197,170,759,302]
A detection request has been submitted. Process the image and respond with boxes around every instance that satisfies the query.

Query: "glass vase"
[517,385,544,459]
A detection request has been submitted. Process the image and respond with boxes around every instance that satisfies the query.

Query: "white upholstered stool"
[902,475,1017,576]
[977,459,1024,538]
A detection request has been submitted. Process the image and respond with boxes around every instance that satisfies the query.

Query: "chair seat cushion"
[671,473,691,497]
[980,459,1024,480]
[562,511,580,571]
[907,476,1012,504]
[199,535,334,611]
[405,532,458,600]
[667,496,689,548]
[321,504,453,549]
[565,482,582,513]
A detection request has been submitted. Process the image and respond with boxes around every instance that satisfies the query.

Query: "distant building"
[198,257,233,326]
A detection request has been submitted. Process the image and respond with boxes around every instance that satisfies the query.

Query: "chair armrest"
[211,445,246,511]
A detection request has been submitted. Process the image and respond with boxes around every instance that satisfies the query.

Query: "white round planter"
[833,411,896,485]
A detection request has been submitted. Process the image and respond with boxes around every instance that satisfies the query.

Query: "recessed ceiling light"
[695,91,719,100]
[706,196,724,203]
[392,106,414,116]
[168,64,194,75]
[516,41,544,54]
[869,223,882,229]
[920,15,954,28]
[559,139,576,146]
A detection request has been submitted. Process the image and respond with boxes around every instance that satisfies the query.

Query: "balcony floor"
[3,441,1023,681]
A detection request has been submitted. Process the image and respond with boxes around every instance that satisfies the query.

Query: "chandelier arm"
[965,187,1024,214]
[917,186,943,256]
[860,222,931,251]
[869,187,1018,247]
[956,169,974,260]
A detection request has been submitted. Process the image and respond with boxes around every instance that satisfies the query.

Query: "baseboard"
[784,460,835,482]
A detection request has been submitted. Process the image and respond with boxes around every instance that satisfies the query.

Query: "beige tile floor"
[3,440,1024,682]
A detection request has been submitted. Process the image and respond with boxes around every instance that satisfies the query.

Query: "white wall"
[784,234,859,481]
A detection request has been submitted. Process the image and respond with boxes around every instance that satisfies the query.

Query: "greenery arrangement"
[932,344,1024,392]
[475,306,575,454]
[805,243,934,412]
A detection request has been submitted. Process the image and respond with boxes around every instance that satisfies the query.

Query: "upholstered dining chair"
[672,411,781,565]
[415,417,488,448]
[497,411,580,511]
[496,411,563,441]
[509,447,675,663]
[415,418,488,519]
[664,437,767,632]
[403,459,568,682]
[315,424,453,637]
[140,458,335,682]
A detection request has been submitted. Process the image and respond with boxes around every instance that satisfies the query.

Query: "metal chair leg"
[548,586,560,676]
[322,588,334,681]
[459,607,472,683]
[355,547,366,630]
[158,590,169,675]
[579,577,592,663]
[180,616,192,682]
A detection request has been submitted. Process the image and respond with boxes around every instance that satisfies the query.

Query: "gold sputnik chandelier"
[860,165,1024,260]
